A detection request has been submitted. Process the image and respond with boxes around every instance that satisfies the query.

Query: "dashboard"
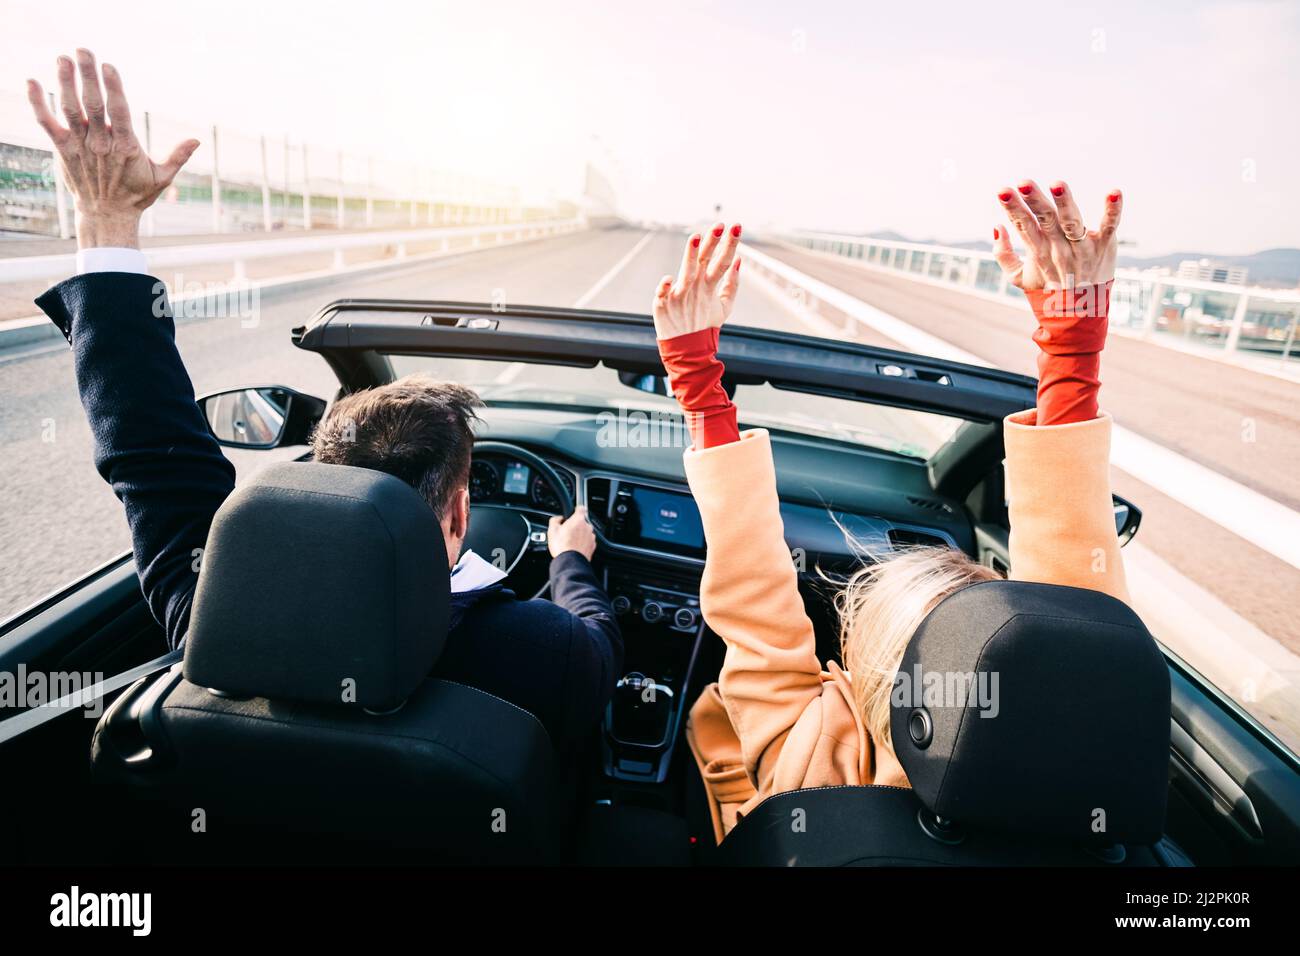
[469,426,969,571]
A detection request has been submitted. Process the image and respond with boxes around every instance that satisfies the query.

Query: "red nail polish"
[998,191,1013,202]
[731,225,742,238]
[1108,191,1121,202]
[992,227,999,240]
[1050,185,1065,197]
[712,226,723,238]
[1018,183,1033,195]
[691,235,700,248]
[735,259,741,271]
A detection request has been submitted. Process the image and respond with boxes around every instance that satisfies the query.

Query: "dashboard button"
[673,607,697,629]
[641,601,664,624]
[612,595,632,615]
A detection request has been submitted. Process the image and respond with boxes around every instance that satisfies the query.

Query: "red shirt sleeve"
[657,327,740,448]
[1022,281,1113,426]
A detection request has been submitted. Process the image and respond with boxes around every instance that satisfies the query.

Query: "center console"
[588,475,707,783]
[601,562,703,782]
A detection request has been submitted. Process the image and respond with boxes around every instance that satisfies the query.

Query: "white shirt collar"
[449,549,508,594]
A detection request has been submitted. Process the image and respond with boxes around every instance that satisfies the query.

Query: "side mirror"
[1113,495,1142,547]
[199,386,327,450]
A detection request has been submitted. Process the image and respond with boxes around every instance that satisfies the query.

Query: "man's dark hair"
[311,375,482,518]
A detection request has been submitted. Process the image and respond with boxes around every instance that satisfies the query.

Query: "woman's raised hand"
[652,223,743,340]
[993,180,1122,291]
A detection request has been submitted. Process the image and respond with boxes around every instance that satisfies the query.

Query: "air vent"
[587,477,613,526]
[888,528,948,550]
[906,495,952,514]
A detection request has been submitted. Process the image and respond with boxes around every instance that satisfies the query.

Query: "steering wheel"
[461,440,576,577]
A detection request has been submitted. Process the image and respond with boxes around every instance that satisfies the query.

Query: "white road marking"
[740,243,1300,572]
[494,230,653,384]
[493,360,526,385]
[572,230,654,309]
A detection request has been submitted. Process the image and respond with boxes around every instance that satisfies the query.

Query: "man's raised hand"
[26,49,200,248]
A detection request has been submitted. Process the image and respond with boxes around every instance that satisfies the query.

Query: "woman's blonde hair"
[836,546,1000,752]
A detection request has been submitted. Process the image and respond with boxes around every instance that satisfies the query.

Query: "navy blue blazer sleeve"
[548,550,623,735]
[36,272,236,650]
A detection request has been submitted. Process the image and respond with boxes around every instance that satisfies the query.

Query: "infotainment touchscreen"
[630,487,705,552]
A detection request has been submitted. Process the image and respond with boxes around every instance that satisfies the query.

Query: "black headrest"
[890,580,1169,845]
[184,462,449,710]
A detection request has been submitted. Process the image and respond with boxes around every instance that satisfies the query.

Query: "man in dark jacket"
[26,48,620,754]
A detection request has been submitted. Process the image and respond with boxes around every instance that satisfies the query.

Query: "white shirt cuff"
[75,247,149,275]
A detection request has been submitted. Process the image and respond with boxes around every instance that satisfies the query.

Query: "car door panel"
[1167,666,1300,864]
[0,556,166,866]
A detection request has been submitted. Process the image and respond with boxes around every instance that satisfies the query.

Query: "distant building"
[1177,258,1248,285]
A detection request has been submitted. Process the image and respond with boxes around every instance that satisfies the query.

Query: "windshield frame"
[296,299,1038,427]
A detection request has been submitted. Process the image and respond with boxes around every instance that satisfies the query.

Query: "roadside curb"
[0,315,59,349]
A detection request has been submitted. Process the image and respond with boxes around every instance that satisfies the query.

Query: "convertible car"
[2,298,1298,867]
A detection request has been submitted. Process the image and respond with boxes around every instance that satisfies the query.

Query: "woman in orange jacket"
[652,179,1129,843]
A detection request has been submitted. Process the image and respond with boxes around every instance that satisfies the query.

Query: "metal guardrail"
[0,218,586,284]
[783,230,1300,365]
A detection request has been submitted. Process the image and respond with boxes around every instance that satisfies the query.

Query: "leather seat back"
[91,461,560,863]
[721,580,1174,866]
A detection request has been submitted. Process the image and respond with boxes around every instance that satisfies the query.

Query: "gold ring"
[1061,224,1087,242]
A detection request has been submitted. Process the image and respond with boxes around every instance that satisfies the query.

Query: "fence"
[0,88,566,239]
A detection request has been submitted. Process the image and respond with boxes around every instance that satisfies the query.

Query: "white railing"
[783,230,1300,365]
[0,218,586,285]
[0,87,562,239]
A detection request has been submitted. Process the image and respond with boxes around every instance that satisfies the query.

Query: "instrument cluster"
[469,457,577,513]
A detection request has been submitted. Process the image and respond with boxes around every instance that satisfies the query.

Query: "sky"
[1,0,1296,256]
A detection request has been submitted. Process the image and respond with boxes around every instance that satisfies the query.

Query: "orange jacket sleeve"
[1004,409,1130,604]
[683,429,822,791]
